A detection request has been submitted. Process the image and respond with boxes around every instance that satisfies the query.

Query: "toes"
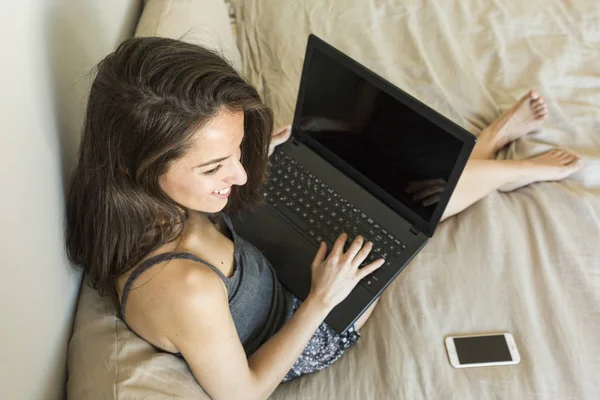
[532,97,546,106]
[562,154,575,165]
[529,92,548,119]
[531,98,544,108]
[550,149,572,162]
[556,151,582,166]
[556,151,568,161]
[567,154,583,166]
[529,89,540,101]
[535,107,548,119]
[531,94,545,103]
[549,149,561,157]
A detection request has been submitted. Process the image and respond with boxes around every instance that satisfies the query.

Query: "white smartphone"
[445,332,520,368]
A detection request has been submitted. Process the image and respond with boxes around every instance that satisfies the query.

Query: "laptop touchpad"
[231,206,316,299]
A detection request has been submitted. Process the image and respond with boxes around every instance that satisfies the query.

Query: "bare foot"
[499,149,583,192]
[476,90,548,158]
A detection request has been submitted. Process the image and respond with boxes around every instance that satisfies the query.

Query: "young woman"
[66,37,582,399]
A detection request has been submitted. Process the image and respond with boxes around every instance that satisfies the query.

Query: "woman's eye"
[203,165,222,175]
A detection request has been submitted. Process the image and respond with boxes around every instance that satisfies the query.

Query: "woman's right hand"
[308,233,385,310]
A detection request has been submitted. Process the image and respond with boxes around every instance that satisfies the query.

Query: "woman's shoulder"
[150,257,229,317]
[168,256,228,294]
[116,250,227,304]
[117,253,230,354]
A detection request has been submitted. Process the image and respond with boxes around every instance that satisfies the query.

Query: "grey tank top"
[119,213,295,356]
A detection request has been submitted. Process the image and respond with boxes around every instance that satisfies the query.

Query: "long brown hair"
[66,37,273,295]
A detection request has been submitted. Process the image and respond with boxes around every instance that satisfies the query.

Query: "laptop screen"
[297,46,465,224]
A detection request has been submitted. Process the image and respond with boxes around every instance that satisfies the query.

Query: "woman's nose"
[227,158,247,186]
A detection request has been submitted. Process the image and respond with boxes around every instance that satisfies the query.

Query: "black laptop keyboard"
[263,151,407,287]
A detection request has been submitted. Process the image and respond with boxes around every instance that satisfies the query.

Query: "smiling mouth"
[213,187,231,196]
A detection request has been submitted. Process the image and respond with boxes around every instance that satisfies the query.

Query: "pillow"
[135,0,242,71]
[67,280,210,399]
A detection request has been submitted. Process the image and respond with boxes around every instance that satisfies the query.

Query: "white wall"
[0,1,141,398]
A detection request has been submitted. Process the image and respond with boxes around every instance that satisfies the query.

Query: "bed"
[235,1,600,398]
[68,0,600,398]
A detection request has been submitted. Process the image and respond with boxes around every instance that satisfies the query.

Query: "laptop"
[231,34,476,334]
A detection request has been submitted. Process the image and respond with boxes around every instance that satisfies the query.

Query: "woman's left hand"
[268,125,292,157]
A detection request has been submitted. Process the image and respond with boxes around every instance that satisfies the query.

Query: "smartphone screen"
[453,335,513,364]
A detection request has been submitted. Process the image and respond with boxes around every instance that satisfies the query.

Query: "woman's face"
[159,109,248,214]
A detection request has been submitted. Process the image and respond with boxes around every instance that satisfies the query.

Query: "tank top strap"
[119,252,227,322]
[219,213,235,236]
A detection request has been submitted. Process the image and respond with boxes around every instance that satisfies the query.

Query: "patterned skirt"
[281,295,361,383]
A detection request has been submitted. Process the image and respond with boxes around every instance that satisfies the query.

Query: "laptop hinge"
[409,227,419,236]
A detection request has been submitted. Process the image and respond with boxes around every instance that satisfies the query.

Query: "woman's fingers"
[268,125,292,156]
[331,233,348,259]
[272,125,292,144]
[357,258,385,280]
[311,241,327,268]
[352,240,373,268]
[343,235,364,260]
[274,125,290,135]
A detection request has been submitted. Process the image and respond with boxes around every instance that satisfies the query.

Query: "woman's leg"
[441,159,530,221]
[441,89,581,222]
[355,298,379,331]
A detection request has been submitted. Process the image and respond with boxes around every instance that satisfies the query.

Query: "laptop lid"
[290,34,476,238]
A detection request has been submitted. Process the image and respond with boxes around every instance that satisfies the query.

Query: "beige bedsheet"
[234,0,600,398]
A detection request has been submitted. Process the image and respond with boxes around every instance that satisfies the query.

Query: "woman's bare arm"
[161,266,331,400]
